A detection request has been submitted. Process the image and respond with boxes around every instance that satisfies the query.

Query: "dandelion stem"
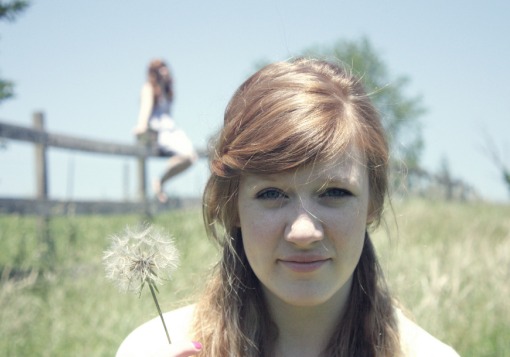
[149,281,171,344]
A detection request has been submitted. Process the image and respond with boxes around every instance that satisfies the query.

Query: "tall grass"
[374,198,510,357]
[0,199,508,356]
[0,210,217,356]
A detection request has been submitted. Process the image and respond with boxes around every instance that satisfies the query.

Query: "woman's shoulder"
[396,308,460,357]
[116,304,196,357]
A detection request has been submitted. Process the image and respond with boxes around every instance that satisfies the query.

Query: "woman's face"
[158,65,170,79]
[237,150,370,308]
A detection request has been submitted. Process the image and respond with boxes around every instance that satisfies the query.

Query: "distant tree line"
[484,133,510,197]
[0,0,30,104]
[1,9,506,199]
[303,37,426,170]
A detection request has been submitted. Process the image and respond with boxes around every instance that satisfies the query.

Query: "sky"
[0,0,509,203]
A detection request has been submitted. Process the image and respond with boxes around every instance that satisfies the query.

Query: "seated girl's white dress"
[148,96,194,158]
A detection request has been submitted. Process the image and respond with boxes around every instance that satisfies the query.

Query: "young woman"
[134,59,197,203]
[118,58,460,357]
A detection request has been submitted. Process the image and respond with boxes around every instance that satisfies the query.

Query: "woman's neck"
[264,278,352,357]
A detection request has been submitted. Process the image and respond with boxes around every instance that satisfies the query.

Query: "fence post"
[136,132,153,218]
[137,156,147,201]
[33,112,48,201]
[33,112,54,267]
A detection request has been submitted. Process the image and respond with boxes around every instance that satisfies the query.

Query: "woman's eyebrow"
[317,171,364,189]
[246,173,282,183]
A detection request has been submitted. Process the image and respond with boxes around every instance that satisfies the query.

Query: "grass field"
[0,198,509,356]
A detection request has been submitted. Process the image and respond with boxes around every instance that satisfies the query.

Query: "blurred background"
[0,0,509,203]
[1,2,509,356]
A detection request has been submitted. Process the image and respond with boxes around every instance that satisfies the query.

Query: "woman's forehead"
[241,150,367,186]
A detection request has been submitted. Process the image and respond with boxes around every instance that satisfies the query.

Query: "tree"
[0,0,30,104]
[483,132,510,196]
[302,37,426,168]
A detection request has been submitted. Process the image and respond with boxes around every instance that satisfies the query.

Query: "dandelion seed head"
[103,223,179,294]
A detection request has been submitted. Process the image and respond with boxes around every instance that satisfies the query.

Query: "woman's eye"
[256,188,287,200]
[320,188,352,198]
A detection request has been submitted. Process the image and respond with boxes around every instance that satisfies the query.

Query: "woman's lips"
[278,256,330,273]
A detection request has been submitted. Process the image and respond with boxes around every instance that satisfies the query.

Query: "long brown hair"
[147,58,173,104]
[194,58,399,356]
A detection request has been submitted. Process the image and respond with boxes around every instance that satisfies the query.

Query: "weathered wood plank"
[0,116,208,216]
[0,120,158,157]
[0,120,208,157]
[0,197,201,215]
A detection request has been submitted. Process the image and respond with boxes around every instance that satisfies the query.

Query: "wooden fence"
[1,112,478,216]
[0,112,205,216]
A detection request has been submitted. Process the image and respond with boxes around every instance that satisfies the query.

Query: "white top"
[116,305,460,357]
[117,305,194,357]
[395,308,460,357]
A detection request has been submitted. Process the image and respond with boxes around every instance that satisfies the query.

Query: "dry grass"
[0,198,509,356]
[374,198,510,356]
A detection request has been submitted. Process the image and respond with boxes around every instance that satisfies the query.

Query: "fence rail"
[0,118,156,156]
[1,112,478,216]
[0,112,206,216]
[0,197,201,215]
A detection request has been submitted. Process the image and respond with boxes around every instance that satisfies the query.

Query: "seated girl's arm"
[134,83,154,135]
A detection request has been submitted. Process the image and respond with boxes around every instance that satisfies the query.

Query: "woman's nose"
[285,209,324,246]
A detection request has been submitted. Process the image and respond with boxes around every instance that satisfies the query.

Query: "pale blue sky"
[1,0,509,202]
